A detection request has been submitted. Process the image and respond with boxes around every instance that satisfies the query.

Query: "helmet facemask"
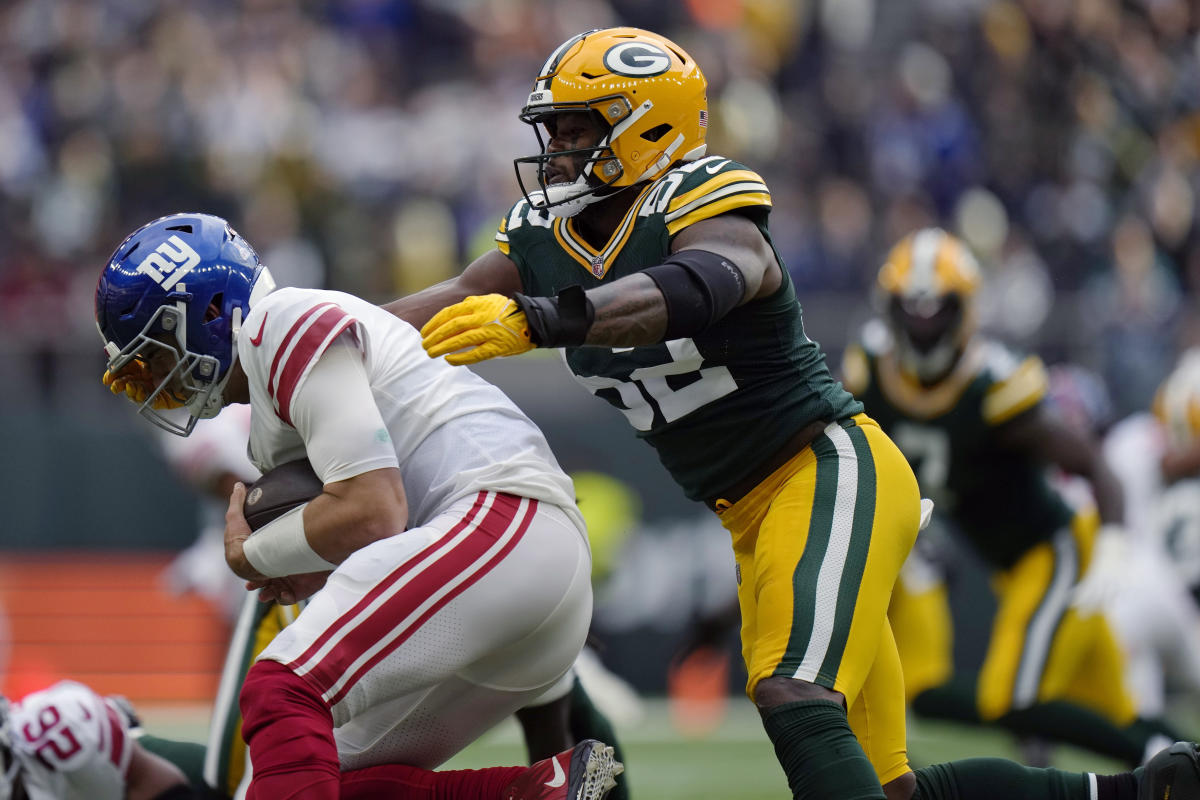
[102,299,242,437]
[888,292,967,385]
[514,107,627,218]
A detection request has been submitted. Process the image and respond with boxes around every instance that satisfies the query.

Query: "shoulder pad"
[979,340,1048,425]
[244,289,361,426]
[495,198,553,256]
[638,156,772,235]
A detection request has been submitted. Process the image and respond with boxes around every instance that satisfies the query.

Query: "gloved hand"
[919,498,935,531]
[1071,524,1129,615]
[102,359,185,409]
[420,294,535,366]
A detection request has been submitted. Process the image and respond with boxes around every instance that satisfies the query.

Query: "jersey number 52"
[570,338,737,431]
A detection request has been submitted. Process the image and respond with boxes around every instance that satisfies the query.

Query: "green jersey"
[842,326,1073,568]
[497,155,861,501]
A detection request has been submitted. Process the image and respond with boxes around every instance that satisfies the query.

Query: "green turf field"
[438,700,1139,799]
[142,697,1168,800]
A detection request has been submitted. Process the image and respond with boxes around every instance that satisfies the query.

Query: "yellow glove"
[102,359,186,410]
[420,294,535,366]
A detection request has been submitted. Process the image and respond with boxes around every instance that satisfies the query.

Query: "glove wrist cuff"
[514,286,595,347]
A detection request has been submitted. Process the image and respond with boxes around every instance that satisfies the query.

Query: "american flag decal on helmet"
[699,109,708,128]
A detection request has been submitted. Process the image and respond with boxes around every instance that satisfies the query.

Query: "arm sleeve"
[288,333,399,484]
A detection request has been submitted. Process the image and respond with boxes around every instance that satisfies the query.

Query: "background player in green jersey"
[386,25,1200,800]
[843,227,1189,765]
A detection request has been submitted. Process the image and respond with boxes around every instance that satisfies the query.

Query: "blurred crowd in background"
[2,0,1200,417]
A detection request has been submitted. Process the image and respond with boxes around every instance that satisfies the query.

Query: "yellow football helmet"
[1154,348,1200,449]
[876,228,982,384]
[515,27,708,217]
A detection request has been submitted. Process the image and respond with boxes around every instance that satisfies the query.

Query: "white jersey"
[8,681,133,800]
[1103,413,1166,546]
[237,288,580,530]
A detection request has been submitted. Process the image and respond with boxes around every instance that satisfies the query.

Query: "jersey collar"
[553,184,654,280]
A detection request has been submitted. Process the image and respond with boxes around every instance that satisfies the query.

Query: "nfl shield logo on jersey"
[591,256,604,277]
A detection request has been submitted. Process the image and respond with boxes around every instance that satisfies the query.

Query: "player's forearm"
[384,278,473,330]
[305,470,408,563]
[583,274,669,346]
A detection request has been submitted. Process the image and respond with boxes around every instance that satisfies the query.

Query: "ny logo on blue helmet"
[95,212,275,436]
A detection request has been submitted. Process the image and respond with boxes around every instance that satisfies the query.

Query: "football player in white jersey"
[1047,364,1200,721]
[0,680,203,800]
[95,213,622,800]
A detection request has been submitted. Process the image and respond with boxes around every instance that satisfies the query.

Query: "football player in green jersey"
[844,227,1190,765]
[386,25,1200,800]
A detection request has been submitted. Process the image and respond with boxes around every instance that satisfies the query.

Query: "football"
[242,459,323,531]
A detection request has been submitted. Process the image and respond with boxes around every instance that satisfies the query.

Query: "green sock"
[913,758,1137,800]
[999,701,1145,766]
[568,680,630,800]
[910,674,984,725]
[136,734,221,795]
[761,700,884,800]
[912,673,1159,767]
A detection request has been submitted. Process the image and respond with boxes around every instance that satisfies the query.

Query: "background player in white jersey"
[95,212,622,800]
[1,680,205,800]
[1048,364,1200,720]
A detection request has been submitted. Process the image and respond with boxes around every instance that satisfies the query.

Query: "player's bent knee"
[753,675,846,712]
[239,660,334,748]
[239,661,340,795]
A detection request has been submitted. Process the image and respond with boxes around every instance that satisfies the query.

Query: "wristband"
[242,504,338,578]
[514,285,595,347]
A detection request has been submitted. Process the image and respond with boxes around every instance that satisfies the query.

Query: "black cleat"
[1139,742,1200,800]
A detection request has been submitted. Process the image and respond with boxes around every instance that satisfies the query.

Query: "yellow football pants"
[716,415,920,785]
[888,566,953,704]
[977,510,1136,724]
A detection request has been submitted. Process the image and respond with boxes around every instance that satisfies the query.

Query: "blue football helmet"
[95,213,275,436]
